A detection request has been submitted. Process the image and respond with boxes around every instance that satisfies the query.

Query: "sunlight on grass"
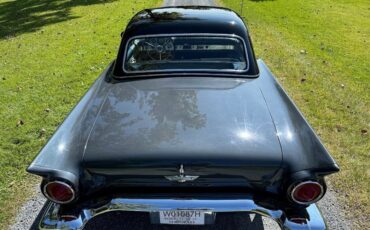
[0,0,160,228]
[0,0,368,228]
[222,0,369,228]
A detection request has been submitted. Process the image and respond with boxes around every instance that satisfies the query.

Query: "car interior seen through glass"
[124,36,248,72]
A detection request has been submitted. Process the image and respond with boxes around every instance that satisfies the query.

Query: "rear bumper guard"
[39,198,326,229]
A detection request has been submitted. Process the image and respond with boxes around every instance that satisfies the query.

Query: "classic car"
[27,6,339,229]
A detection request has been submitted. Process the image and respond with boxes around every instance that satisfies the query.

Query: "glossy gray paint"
[27,65,113,188]
[258,62,338,175]
[27,60,338,195]
[83,74,282,179]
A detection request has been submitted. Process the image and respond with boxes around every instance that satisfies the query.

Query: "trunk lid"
[83,77,282,185]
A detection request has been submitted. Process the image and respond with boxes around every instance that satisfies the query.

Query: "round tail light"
[43,181,75,204]
[290,181,324,205]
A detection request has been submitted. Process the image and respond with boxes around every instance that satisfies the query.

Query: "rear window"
[124,35,248,73]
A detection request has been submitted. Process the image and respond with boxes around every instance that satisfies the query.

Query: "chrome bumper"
[39,198,326,229]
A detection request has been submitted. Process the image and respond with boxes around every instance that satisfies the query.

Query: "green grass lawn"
[0,0,160,228]
[0,0,369,228]
[221,0,369,228]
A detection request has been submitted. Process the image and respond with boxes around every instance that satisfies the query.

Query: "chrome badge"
[165,164,199,183]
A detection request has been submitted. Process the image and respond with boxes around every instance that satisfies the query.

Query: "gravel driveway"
[10,0,351,229]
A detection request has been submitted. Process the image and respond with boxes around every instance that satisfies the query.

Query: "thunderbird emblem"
[165,164,199,183]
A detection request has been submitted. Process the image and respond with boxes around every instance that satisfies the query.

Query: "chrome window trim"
[122,33,250,74]
[113,72,260,79]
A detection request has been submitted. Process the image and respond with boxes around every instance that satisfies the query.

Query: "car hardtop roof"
[124,6,249,39]
[113,6,260,77]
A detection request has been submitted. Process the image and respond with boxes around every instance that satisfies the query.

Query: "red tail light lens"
[43,181,75,204]
[291,181,323,204]
[61,215,78,221]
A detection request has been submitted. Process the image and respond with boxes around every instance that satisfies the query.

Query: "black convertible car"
[28,6,339,229]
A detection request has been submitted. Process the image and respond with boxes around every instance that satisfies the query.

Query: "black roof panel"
[125,6,248,38]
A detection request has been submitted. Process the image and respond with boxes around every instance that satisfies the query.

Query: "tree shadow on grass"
[0,0,117,40]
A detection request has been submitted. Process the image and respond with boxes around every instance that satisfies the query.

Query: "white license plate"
[159,210,205,225]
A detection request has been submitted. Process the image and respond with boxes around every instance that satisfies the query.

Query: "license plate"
[159,210,205,225]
